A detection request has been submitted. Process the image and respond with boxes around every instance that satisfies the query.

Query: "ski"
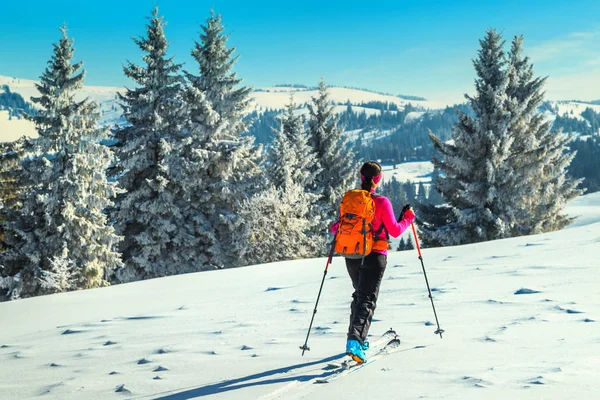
[319,328,397,371]
[315,333,401,384]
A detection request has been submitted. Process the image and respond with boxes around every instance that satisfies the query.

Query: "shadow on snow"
[151,353,346,399]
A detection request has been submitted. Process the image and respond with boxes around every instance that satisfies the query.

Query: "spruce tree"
[234,183,322,265]
[406,235,415,250]
[423,30,515,245]
[504,35,582,234]
[0,139,30,300]
[183,11,262,268]
[268,96,319,190]
[3,26,122,298]
[242,96,325,263]
[397,237,406,251]
[307,79,356,210]
[112,8,189,281]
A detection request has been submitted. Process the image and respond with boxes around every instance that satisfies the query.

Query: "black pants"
[345,252,387,343]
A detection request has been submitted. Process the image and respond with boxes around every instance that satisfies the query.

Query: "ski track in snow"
[0,193,599,399]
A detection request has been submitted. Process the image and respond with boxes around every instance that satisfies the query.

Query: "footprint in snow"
[115,384,131,394]
[240,345,253,351]
[555,305,584,314]
[461,376,492,388]
[137,358,152,365]
[104,341,118,346]
[155,348,171,354]
[154,366,169,372]
[122,315,163,321]
[62,329,84,335]
[265,287,285,292]
[515,288,541,295]
[527,376,545,385]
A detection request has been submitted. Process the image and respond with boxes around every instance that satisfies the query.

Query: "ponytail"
[361,176,375,192]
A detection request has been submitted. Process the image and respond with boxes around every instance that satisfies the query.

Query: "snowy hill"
[382,161,433,184]
[0,110,37,142]
[554,101,600,120]
[1,193,599,399]
[1,74,598,144]
[252,86,445,111]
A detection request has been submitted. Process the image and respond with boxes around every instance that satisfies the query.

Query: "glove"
[401,205,415,223]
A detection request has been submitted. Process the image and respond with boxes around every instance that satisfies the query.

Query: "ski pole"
[410,221,445,339]
[300,239,337,356]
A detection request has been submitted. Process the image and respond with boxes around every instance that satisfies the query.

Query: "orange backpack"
[334,190,376,258]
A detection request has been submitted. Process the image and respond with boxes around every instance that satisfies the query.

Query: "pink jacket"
[331,193,413,255]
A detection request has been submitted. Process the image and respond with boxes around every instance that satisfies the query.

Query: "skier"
[332,161,415,363]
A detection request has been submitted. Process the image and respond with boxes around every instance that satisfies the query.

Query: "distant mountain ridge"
[0,74,598,144]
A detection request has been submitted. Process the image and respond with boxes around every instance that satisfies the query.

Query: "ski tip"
[384,328,397,336]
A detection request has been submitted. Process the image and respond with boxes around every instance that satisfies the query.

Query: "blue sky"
[0,0,599,103]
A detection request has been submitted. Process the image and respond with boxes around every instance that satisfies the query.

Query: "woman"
[333,161,415,363]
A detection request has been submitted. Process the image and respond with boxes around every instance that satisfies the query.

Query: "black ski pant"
[345,252,387,344]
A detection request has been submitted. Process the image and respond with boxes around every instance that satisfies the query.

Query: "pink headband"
[360,172,382,184]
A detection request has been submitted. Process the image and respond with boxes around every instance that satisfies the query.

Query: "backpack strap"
[373,222,388,242]
[370,193,389,242]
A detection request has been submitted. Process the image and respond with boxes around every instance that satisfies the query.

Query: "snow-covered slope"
[0,75,124,141]
[382,161,433,184]
[0,110,37,142]
[252,86,445,110]
[554,101,600,120]
[1,193,599,399]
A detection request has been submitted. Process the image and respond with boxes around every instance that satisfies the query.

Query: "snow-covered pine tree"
[0,141,25,253]
[0,139,31,300]
[268,96,319,190]
[504,35,583,234]
[307,79,356,210]
[183,10,262,268]
[423,30,515,246]
[237,96,325,264]
[3,26,122,298]
[232,183,322,265]
[111,7,190,282]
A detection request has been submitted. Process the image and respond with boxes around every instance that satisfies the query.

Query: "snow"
[2,188,598,399]
[0,110,37,142]
[404,111,426,122]
[382,161,434,184]
[250,87,446,111]
[0,75,124,107]
[554,101,600,120]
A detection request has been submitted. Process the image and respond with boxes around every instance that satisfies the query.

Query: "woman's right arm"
[379,197,415,238]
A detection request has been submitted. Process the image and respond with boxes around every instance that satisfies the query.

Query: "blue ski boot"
[346,340,367,363]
